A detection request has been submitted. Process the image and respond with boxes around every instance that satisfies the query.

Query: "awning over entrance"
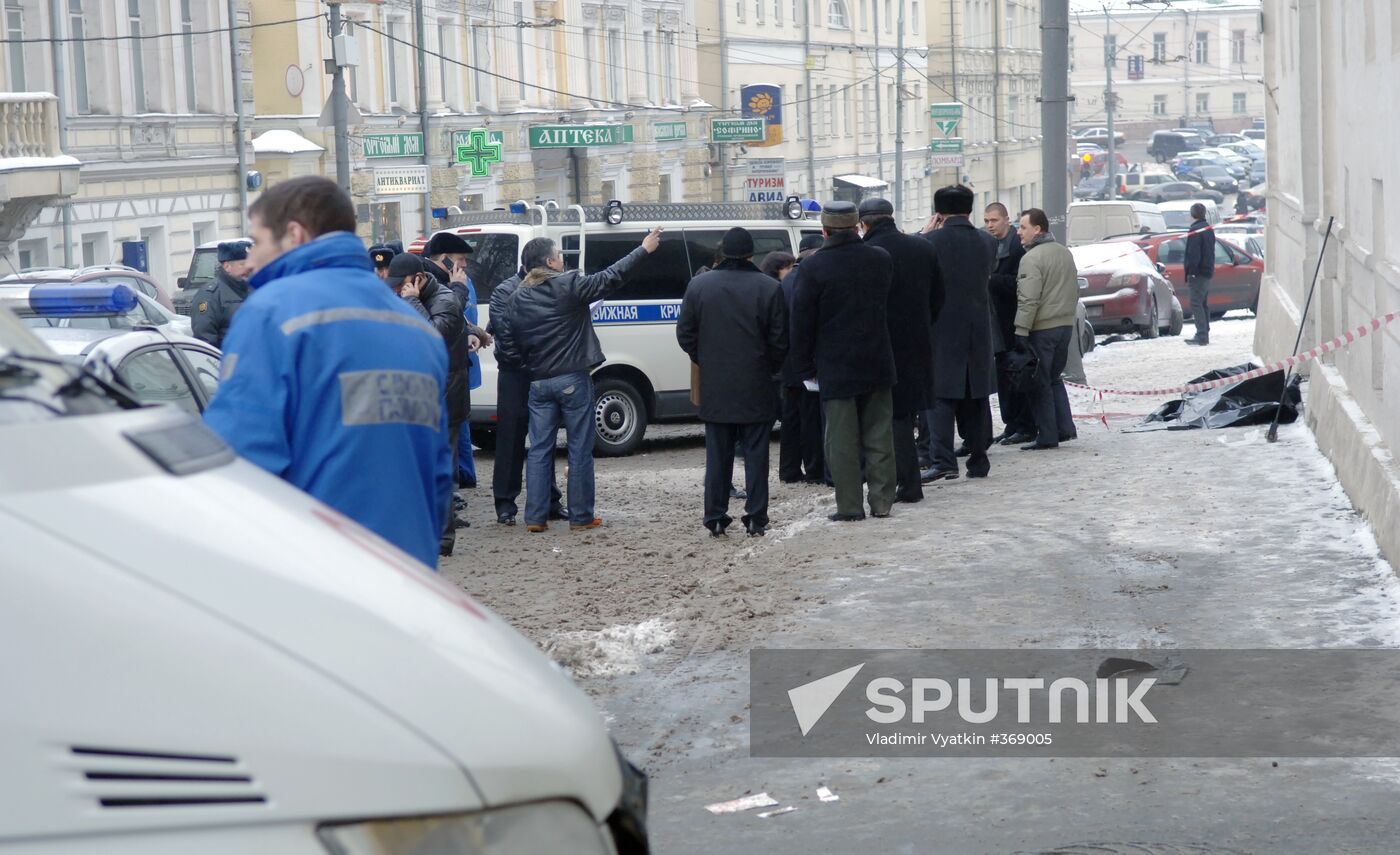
[833,174,889,189]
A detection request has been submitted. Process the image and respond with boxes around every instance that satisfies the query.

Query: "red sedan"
[1070,242,1183,338]
[1112,232,1263,318]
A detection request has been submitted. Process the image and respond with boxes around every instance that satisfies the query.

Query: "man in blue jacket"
[1183,202,1217,346]
[204,176,452,569]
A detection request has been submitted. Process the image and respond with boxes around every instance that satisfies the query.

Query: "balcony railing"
[0,93,61,159]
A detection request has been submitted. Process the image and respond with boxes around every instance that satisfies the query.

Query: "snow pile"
[544,618,676,678]
[251,129,325,154]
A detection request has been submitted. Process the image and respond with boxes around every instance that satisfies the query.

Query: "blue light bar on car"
[27,284,138,317]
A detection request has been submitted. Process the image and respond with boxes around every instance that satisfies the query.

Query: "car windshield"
[187,249,220,289]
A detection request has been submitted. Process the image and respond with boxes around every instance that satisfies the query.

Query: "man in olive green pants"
[823,388,897,518]
[788,201,900,522]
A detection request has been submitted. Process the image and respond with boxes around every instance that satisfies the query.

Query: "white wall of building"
[1256,0,1400,563]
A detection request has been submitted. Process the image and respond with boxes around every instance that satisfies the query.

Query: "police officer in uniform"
[368,244,396,282]
[191,240,252,349]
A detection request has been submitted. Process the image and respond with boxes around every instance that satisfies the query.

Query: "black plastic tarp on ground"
[1128,363,1303,431]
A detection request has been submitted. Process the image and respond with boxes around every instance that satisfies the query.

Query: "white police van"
[438,200,821,456]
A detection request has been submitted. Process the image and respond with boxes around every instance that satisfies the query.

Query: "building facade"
[1,0,248,286]
[1068,0,1264,141]
[697,0,1043,230]
[1255,0,1400,563]
[251,0,713,245]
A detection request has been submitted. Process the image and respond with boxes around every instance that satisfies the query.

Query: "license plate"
[1085,306,1103,318]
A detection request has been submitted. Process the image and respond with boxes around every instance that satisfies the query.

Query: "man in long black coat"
[859,197,944,503]
[790,202,898,521]
[984,201,1034,445]
[920,185,999,480]
[677,228,788,536]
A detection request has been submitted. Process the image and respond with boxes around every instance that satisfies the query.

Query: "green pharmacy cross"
[455,128,502,177]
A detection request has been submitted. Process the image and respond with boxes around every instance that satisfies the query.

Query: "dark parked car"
[1138,181,1225,205]
[1184,165,1240,194]
[1073,176,1113,201]
[1149,131,1201,162]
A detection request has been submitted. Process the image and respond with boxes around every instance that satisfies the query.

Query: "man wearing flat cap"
[789,200,898,522]
[677,227,789,537]
[192,239,253,349]
[368,244,395,282]
[859,197,944,504]
[919,184,999,481]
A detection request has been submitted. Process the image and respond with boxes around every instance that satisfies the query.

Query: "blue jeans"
[456,420,477,482]
[526,371,595,526]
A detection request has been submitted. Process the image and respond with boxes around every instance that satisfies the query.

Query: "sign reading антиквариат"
[750,649,1400,758]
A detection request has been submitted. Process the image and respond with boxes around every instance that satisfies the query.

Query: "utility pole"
[1181,8,1191,127]
[872,0,883,181]
[327,2,351,192]
[718,1,729,202]
[48,0,72,264]
[227,0,248,231]
[1040,0,1070,243]
[1104,6,1118,200]
[894,0,904,216]
[802,0,815,199]
[413,0,432,235]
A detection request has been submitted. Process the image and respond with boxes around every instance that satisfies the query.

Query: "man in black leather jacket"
[386,251,470,555]
[191,240,252,349]
[495,227,662,532]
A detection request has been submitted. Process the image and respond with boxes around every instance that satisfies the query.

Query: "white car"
[0,290,646,853]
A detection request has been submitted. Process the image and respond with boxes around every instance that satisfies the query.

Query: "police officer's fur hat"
[217,240,250,263]
[368,244,396,268]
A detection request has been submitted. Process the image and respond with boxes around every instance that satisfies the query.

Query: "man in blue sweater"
[204,177,452,569]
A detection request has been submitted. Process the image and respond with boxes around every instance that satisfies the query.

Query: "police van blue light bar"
[27,283,138,317]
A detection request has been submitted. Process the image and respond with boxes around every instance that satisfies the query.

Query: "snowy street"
[445,314,1400,853]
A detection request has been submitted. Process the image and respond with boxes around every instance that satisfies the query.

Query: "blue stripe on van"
[591,301,682,324]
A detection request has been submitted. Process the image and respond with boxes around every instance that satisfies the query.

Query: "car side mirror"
[177,276,189,289]
[1156,262,1167,275]
[1078,277,1089,291]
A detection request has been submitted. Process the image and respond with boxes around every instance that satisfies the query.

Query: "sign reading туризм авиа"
[529,124,636,148]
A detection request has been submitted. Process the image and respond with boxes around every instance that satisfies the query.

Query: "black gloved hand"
[1014,335,1030,352]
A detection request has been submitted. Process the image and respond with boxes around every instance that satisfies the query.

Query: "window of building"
[844,85,853,136]
[1153,94,1167,115]
[387,19,402,105]
[755,0,764,21]
[911,1,919,32]
[582,27,598,100]
[601,179,617,202]
[828,0,849,28]
[884,0,891,32]
[17,238,48,270]
[514,2,528,100]
[438,21,455,109]
[69,0,90,114]
[735,0,744,20]
[1196,92,1209,115]
[1004,1,1015,47]
[608,29,624,104]
[664,31,677,104]
[795,84,805,137]
[127,0,146,111]
[792,0,801,24]
[1007,95,1019,138]
[181,0,196,112]
[644,31,656,102]
[1194,30,1208,63]
[1103,33,1116,67]
[658,174,672,203]
[774,0,783,24]
[1152,31,1166,62]
[4,0,23,91]
[472,21,492,109]
[80,233,110,267]
[1232,91,1246,114]
[1231,28,1245,63]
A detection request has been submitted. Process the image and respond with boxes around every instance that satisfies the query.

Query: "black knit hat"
[386,251,426,288]
[720,227,755,259]
[425,231,472,256]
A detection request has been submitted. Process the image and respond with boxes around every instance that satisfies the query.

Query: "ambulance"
[0,290,647,853]
[440,199,821,455]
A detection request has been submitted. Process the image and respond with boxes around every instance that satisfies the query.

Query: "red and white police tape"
[1065,309,1400,401]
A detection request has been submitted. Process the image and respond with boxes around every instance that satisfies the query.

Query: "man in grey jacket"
[495,227,662,532]
[1014,208,1080,451]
